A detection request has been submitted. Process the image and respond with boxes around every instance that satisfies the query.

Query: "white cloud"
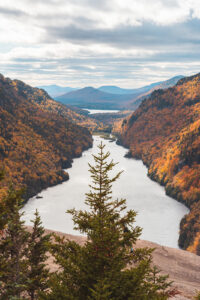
[0,0,200,87]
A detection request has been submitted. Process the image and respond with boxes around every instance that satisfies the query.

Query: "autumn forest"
[0,72,200,257]
[0,74,93,199]
[120,73,200,255]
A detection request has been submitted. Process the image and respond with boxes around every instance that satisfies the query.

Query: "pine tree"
[41,142,172,299]
[0,185,51,299]
[26,210,51,300]
[0,187,29,299]
[89,279,113,300]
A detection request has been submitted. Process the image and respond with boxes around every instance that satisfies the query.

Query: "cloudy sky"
[1,0,200,88]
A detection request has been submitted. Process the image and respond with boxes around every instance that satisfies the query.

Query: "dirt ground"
[41,228,200,300]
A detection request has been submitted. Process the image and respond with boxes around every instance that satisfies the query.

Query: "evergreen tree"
[0,186,51,299]
[26,210,51,300]
[41,142,172,299]
[0,187,29,299]
[89,279,113,300]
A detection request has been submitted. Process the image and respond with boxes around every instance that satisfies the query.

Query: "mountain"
[126,75,184,109]
[0,74,92,199]
[98,81,168,95]
[98,76,183,95]
[98,85,138,95]
[55,76,183,110]
[120,73,200,255]
[25,85,101,132]
[38,85,77,97]
[55,87,135,109]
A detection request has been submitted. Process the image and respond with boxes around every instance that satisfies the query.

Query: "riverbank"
[22,140,93,202]
[38,227,200,300]
[117,136,197,254]
[118,75,200,255]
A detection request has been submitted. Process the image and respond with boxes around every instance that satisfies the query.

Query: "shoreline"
[116,137,190,252]
[23,140,93,203]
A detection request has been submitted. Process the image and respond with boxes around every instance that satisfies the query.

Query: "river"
[22,136,189,248]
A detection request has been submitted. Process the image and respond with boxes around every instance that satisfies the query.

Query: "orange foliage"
[0,74,92,200]
[120,73,200,254]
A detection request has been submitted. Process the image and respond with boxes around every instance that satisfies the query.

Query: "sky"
[1,0,200,88]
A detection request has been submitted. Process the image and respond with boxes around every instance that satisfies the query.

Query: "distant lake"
[84,109,119,114]
[22,136,189,248]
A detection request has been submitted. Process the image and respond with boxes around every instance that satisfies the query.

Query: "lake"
[84,109,119,114]
[22,136,189,248]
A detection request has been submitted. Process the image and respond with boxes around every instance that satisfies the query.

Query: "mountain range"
[37,85,77,97]
[52,75,183,110]
[98,77,182,95]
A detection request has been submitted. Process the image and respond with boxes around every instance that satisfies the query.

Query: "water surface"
[22,136,189,248]
[84,109,119,114]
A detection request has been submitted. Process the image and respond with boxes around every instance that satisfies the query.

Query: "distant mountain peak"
[37,85,78,98]
[80,86,96,91]
[54,75,185,110]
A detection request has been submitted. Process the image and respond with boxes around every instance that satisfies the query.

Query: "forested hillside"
[0,74,92,199]
[120,73,200,255]
[7,79,101,132]
[126,75,183,110]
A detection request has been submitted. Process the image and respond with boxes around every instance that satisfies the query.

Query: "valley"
[22,135,189,248]
[0,72,199,257]
[1,2,200,298]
